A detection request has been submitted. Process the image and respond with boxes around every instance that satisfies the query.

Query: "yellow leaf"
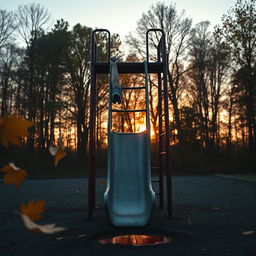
[49,137,66,166]
[20,200,46,222]
[0,116,34,147]
[54,147,66,166]
[0,163,28,188]
[20,214,66,234]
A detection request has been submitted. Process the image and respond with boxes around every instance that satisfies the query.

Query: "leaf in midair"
[20,200,46,222]
[75,188,81,193]
[56,237,65,240]
[241,231,255,235]
[0,116,34,147]
[49,137,66,166]
[21,214,66,234]
[0,163,28,188]
[187,218,193,226]
[78,234,88,238]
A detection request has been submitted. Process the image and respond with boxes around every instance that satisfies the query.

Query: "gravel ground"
[0,175,255,256]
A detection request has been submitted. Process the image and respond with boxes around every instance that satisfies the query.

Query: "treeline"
[0,1,255,173]
[0,4,121,157]
[127,0,256,172]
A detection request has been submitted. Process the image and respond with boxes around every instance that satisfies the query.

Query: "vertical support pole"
[157,72,164,209]
[147,29,173,214]
[88,29,111,219]
[88,35,97,218]
[162,33,173,217]
[157,38,164,209]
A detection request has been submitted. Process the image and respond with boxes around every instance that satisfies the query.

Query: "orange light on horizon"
[137,124,146,133]
[136,123,155,138]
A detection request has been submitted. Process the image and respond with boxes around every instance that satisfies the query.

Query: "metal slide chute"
[104,59,155,226]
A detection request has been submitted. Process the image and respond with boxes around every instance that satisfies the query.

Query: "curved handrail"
[91,29,111,62]
[146,28,166,63]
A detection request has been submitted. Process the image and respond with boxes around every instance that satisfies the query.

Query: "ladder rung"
[160,151,166,155]
[112,109,146,113]
[121,86,146,90]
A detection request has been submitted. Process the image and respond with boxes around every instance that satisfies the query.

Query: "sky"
[1,0,237,52]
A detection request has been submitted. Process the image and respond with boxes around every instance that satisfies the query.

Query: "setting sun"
[137,124,146,132]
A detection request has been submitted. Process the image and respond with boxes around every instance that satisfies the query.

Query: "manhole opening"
[99,234,170,246]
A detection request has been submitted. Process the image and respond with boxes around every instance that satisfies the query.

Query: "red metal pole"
[157,40,164,209]
[88,29,111,219]
[157,72,164,209]
[88,33,97,218]
[162,34,173,217]
[88,72,96,218]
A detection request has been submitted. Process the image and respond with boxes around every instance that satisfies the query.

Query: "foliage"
[20,213,66,234]
[0,163,28,187]
[221,0,256,151]
[0,116,34,147]
[49,137,66,166]
[20,200,66,234]
[0,0,255,175]
[20,199,46,222]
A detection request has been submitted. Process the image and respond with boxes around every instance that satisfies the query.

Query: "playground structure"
[88,29,173,223]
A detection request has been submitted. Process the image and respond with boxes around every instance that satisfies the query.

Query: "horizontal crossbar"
[121,86,146,90]
[112,109,146,113]
[93,62,164,74]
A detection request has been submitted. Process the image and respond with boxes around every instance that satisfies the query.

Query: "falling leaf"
[49,137,66,166]
[56,237,65,240]
[21,214,66,234]
[241,231,255,235]
[78,234,88,238]
[0,116,34,147]
[0,163,28,188]
[214,207,220,210]
[20,200,46,222]
[99,181,104,185]
[187,218,193,226]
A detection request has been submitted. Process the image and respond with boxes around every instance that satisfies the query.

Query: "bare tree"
[16,3,51,44]
[126,2,192,147]
[0,10,16,49]
[207,28,230,149]
[187,21,231,164]
[221,0,256,151]
[0,44,18,115]
[15,3,51,153]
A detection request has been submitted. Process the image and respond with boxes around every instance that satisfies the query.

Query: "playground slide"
[104,130,155,227]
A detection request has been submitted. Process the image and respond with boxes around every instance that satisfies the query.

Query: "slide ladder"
[104,60,155,226]
[88,29,173,220]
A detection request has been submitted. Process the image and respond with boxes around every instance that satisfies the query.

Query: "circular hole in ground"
[99,234,170,246]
